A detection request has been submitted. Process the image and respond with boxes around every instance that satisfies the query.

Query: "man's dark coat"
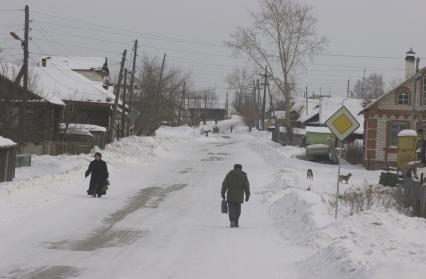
[221,169,250,203]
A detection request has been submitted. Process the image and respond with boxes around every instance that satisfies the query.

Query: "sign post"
[325,106,360,219]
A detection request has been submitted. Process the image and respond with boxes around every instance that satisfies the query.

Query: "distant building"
[41,56,110,83]
[361,49,425,169]
[188,108,226,122]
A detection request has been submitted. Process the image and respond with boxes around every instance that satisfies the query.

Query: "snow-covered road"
[0,121,311,279]
[2,119,426,279]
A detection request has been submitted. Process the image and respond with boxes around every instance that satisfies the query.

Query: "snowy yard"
[1,117,426,279]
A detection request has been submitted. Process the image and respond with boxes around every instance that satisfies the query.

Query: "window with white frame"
[397,89,409,105]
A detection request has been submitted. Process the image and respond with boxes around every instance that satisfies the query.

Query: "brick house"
[361,49,425,169]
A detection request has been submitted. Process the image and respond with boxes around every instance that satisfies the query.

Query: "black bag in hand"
[221,199,228,214]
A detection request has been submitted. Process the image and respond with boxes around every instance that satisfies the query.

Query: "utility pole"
[127,39,138,136]
[177,81,186,126]
[267,83,274,119]
[347,79,350,98]
[256,79,260,130]
[225,90,229,117]
[108,49,127,142]
[23,5,29,91]
[12,5,30,133]
[261,66,268,131]
[154,53,166,124]
[121,68,128,138]
[305,86,308,116]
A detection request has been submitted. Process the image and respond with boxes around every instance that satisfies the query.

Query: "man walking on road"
[221,164,250,228]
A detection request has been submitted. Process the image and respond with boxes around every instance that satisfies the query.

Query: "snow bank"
[296,210,426,279]
[270,189,333,247]
[268,175,426,279]
[0,131,183,197]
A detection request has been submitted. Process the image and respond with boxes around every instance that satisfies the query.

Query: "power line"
[0,9,22,12]
[31,10,224,48]
[32,37,122,55]
[30,13,424,61]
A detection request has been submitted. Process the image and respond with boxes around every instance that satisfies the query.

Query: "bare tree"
[352,73,384,99]
[226,0,327,143]
[225,68,256,114]
[133,55,191,135]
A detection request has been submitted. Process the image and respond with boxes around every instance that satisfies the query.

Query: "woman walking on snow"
[85,152,109,198]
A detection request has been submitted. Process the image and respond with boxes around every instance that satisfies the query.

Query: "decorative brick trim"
[367,129,377,139]
[367,140,376,149]
[367,119,377,129]
[367,149,376,160]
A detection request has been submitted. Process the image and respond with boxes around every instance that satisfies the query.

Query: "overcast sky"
[1,0,425,103]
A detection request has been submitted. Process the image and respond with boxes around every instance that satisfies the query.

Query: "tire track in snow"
[48,184,188,251]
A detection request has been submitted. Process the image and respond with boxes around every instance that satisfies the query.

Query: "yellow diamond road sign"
[326,106,360,141]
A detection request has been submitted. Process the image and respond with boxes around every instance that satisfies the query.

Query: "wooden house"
[0,73,64,148]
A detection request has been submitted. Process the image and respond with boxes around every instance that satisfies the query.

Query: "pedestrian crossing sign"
[325,106,360,141]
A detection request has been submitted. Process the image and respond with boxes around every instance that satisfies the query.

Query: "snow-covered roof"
[293,98,320,121]
[60,124,94,137]
[0,64,65,105]
[319,97,364,134]
[60,123,107,133]
[398,129,417,137]
[33,65,114,104]
[306,126,332,134]
[278,127,306,135]
[0,136,17,148]
[298,106,320,123]
[43,56,107,71]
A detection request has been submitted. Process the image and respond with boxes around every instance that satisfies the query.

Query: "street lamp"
[10,32,25,47]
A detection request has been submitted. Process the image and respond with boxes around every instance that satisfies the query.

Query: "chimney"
[405,48,416,79]
[41,58,47,67]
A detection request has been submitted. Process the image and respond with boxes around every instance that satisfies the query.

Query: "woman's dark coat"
[85,159,109,195]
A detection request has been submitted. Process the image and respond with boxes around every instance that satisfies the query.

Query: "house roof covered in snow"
[42,56,108,72]
[279,127,306,135]
[298,106,320,123]
[0,136,17,148]
[60,123,107,133]
[306,126,332,134]
[32,65,114,104]
[59,124,94,137]
[0,65,65,106]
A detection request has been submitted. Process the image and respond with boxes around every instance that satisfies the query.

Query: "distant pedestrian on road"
[221,164,250,228]
[85,152,109,198]
[230,126,233,133]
